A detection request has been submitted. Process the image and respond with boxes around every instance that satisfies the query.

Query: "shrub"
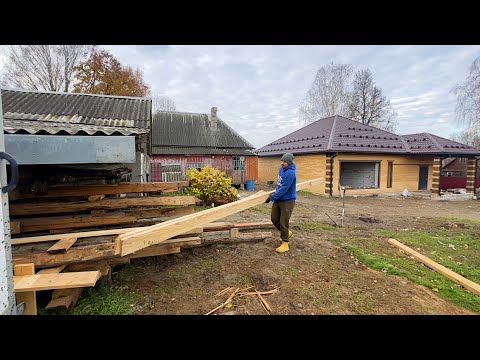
[185,164,238,206]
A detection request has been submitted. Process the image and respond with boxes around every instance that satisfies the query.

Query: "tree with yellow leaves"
[73,47,150,97]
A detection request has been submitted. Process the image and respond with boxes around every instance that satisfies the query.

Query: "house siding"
[258,154,326,194]
[258,153,434,196]
[330,154,433,196]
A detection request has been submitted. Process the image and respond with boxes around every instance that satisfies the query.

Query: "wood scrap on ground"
[206,286,279,315]
[388,238,480,295]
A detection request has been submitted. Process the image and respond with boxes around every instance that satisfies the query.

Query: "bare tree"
[450,126,480,148]
[152,94,177,112]
[58,45,90,92]
[299,62,353,125]
[348,69,397,132]
[1,45,89,92]
[453,56,480,128]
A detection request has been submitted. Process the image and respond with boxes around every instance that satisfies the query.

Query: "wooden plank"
[9,181,189,199]
[201,221,274,232]
[129,246,181,259]
[14,243,116,268]
[14,271,101,292]
[10,221,21,234]
[230,228,240,239]
[67,260,111,277]
[47,238,78,254]
[125,206,194,218]
[46,288,83,310]
[197,232,271,246]
[14,264,37,315]
[117,178,322,256]
[12,224,201,246]
[87,195,105,202]
[10,196,200,216]
[388,238,480,295]
[17,213,139,233]
[37,265,67,274]
[232,222,274,229]
[202,222,233,231]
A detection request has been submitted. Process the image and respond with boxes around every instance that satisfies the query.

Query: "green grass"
[238,274,253,287]
[295,283,339,308]
[70,285,140,315]
[337,224,480,313]
[282,266,300,277]
[40,284,141,315]
[192,258,215,270]
[294,221,336,232]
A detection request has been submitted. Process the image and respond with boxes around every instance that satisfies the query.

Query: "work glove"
[265,196,271,203]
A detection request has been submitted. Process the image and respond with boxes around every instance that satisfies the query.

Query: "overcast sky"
[4,45,480,149]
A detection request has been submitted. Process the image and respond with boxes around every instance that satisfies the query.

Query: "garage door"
[340,162,379,189]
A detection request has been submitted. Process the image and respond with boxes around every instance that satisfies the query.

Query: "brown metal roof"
[256,115,480,157]
[1,88,151,135]
[402,133,480,155]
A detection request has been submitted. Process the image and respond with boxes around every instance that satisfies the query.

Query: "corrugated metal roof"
[402,133,480,155]
[151,146,256,156]
[3,119,148,136]
[150,111,255,155]
[1,88,151,134]
[256,115,480,157]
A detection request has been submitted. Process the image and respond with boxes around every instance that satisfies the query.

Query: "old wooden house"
[149,107,257,185]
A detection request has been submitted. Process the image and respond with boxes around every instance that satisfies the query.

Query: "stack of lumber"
[12,221,274,311]
[17,165,134,195]
[11,221,274,270]
[11,178,322,313]
[9,181,193,236]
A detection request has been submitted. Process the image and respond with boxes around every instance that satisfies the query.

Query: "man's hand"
[265,196,271,203]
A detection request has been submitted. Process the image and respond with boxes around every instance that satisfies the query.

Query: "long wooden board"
[9,181,189,200]
[14,271,102,292]
[117,178,323,256]
[47,238,78,253]
[46,288,83,310]
[12,225,202,246]
[388,238,480,295]
[14,243,116,268]
[17,213,138,233]
[10,196,200,216]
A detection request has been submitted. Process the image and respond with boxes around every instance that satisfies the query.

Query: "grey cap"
[281,152,294,164]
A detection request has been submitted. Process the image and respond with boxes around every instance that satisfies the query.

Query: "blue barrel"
[245,180,254,191]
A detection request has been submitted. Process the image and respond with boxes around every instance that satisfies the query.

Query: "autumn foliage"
[185,165,238,207]
[73,48,150,97]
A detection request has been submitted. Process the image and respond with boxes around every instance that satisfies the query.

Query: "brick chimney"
[209,107,218,130]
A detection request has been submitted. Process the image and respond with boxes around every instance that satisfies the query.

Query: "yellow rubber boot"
[288,230,293,239]
[275,241,289,253]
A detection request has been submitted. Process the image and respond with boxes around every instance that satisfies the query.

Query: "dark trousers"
[271,200,295,242]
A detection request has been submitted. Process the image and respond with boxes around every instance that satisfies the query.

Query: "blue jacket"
[269,163,296,202]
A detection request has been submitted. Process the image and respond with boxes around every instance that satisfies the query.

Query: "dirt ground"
[114,187,480,315]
